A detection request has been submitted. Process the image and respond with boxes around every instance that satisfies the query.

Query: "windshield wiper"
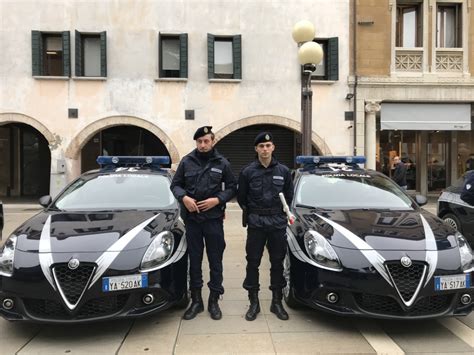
[295,204,317,209]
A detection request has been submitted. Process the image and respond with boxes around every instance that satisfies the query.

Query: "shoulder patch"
[211,168,222,174]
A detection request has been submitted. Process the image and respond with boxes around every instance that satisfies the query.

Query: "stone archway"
[65,115,180,164]
[0,112,54,196]
[214,115,331,155]
[0,112,57,147]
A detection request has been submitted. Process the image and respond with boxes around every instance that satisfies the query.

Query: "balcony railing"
[395,48,423,72]
[435,49,463,72]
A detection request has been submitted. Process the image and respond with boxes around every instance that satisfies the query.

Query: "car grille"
[24,295,129,320]
[385,261,426,303]
[354,293,453,316]
[52,263,96,306]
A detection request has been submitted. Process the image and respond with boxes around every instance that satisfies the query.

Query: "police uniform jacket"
[237,158,294,230]
[171,148,236,222]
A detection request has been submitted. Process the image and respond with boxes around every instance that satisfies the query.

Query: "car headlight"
[140,231,174,271]
[0,235,17,277]
[456,232,474,272]
[304,230,342,271]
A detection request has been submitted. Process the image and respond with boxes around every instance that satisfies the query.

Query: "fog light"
[2,298,14,310]
[326,292,339,304]
[460,294,471,305]
[143,294,154,305]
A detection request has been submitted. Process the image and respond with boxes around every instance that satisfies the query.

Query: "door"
[427,131,449,192]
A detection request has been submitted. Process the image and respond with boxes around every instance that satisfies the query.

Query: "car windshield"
[54,173,176,211]
[295,172,415,210]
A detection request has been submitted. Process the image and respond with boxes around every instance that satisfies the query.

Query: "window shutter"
[31,31,43,76]
[75,30,82,76]
[327,37,338,81]
[207,33,215,79]
[100,31,107,77]
[158,33,163,77]
[62,31,71,77]
[232,34,242,79]
[179,33,188,78]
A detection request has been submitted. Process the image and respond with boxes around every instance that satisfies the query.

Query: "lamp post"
[292,20,324,156]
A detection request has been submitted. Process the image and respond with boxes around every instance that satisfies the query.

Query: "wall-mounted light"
[345,93,354,100]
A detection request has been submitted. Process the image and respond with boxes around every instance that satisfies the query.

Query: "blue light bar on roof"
[296,156,366,165]
[96,156,170,166]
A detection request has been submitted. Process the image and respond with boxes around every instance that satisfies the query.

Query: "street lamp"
[292,20,324,156]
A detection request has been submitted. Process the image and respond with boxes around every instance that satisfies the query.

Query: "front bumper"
[290,255,473,319]
[0,258,188,323]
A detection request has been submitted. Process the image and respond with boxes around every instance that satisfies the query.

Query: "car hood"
[293,208,456,251]
[12,210,179,253]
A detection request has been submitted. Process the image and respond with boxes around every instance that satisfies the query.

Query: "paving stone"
[175,333,275,354]
[0,319,40,355]
[379,320,473,353]
[179,314,269,335]
[18,320,132,355]
[265,310,354,333]
[118,315,181,354]
[271,330,376,354]
[457,314,474,329]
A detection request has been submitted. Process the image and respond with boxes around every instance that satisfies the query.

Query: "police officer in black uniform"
[237,132,294,321]
[171,126,236,320]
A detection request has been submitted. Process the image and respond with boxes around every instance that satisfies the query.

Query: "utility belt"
[248,207,283,216]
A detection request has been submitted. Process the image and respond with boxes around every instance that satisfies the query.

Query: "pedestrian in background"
[170,126,236,320]
[466,153,474,171]
[237,132,294,321]
[392,156,407,190]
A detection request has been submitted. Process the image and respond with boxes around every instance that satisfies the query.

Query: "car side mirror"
[39,195,52,208]
[415,195,428,206]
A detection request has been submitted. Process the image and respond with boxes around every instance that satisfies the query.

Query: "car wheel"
[443,213,463,233]
[283,252,300,308]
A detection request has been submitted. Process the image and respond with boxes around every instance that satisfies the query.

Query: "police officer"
[237,132,294,321]
[171,126,236,320]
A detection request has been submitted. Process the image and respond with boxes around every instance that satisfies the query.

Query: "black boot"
[245,290,260,321]
[183,289,204,320]
[270,289,289,320]
[208,291,222,320]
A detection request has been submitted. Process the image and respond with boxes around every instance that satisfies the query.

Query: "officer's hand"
[196,197,219,212]
[183,196,199,213]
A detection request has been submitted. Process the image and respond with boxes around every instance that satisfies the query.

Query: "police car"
[284,156,473,319]
[0,156,188,323]
[437,173,474,246]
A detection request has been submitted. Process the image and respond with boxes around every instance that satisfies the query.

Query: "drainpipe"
[352,0,358,156]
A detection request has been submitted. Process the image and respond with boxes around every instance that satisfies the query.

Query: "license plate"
[434,274,471,291]
[102,274,148,292]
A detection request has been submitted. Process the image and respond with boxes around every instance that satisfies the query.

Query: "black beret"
[193,126,213,140]
[254,132,273,146]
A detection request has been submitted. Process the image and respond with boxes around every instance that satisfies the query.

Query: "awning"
[380,103,471,130]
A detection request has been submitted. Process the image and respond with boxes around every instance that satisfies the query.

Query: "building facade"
[353,0,474,195]
[0,0,352,198]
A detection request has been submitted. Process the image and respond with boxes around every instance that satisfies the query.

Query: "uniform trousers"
[243,227,287,291]
[186,218,226,294]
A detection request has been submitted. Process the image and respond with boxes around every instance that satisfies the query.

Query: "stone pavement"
[0,202,472,354]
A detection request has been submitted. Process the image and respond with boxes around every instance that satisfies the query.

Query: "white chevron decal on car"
[39,215,56,290]
[420,214,438,286]
[314,214,393,287]
[88,214,161,288]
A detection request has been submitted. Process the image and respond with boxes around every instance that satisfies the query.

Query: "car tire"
[443,213,463,233]
[283,252,300,309]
